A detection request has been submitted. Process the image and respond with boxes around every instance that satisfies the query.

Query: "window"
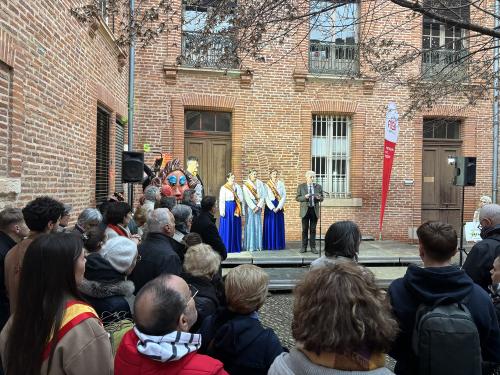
[115,119,125,193]
[312,114,351,198]
[421,1,469,78]
[181,1,238,69]
[423,118,460,139]
[99,0,108,24]
[309,1,359,75]
[185,110,231,132]
[96,107,110,205]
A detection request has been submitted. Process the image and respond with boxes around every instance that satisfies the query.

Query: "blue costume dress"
[218,183,243,253]
[263,179,286,250]
[242,179,266,251]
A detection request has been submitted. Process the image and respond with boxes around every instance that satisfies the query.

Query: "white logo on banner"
[385,102,399,144]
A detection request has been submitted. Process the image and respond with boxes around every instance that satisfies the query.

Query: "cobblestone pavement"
[259,292,396,371]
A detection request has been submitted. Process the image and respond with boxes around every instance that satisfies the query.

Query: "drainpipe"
[127,0,136,207]
[493,0,499,203]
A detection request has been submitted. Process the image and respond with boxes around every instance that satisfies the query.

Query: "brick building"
[0,0,494,241]
[134,0,493,241]
[0,0,128,216]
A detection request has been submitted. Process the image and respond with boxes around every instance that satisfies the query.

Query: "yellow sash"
[224,183,242,217]
[267,180,284,212]
[244,181,259,201]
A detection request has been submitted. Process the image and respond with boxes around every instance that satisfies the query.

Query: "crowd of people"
[2,192,500,374]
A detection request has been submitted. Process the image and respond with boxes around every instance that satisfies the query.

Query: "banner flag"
[379,102,399,237]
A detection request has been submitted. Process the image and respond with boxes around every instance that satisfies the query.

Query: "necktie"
[309,184,314,207]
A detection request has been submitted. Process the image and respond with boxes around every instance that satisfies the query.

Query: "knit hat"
[100,237,138,274]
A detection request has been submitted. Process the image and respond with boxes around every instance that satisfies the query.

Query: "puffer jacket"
[79,253,134,324]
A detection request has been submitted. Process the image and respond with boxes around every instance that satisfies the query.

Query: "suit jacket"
[295,183,324,218]
[191,211,227,261]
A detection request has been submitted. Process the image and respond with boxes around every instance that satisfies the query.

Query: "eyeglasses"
[186,284,199,305]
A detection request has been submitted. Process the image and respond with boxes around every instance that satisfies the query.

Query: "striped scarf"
[134,327,202,362]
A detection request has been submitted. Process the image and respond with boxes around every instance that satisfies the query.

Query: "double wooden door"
[421,141,461,231]
[185,136,232,198]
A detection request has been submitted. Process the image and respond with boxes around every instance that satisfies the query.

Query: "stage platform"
[222,240,469,290]
[223,240,422,267]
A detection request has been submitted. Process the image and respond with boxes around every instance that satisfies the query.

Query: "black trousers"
[302,207,317,249]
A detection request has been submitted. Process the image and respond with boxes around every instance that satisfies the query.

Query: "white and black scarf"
[134,327,202,362]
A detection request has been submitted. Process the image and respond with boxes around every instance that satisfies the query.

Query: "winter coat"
[269,348,394,375]
[463,224,500,292]
[181,273,222,332]
[114,329,228,375]
[130,232,182,294]
[79,253,134,324]
[0,304,113,375]
[198,308,283,375]
[191,211,227,261]
[388,264,500,375]
[0,232,16,330]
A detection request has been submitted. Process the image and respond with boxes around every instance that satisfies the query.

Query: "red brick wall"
[133,0,494,242]
[0,0,128,222]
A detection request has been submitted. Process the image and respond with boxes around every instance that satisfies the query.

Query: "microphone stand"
[319,197,322,258]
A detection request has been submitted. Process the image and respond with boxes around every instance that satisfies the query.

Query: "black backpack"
[412,296,482,375]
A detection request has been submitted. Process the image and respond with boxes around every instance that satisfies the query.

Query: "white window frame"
[311,114,351,198]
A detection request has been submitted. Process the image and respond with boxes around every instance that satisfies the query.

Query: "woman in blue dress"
[219,172,243,253]
[263,169,286,250]
[242,169,266,251]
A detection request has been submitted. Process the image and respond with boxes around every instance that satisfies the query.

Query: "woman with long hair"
[0,232,113,374]
[310,220,361,269]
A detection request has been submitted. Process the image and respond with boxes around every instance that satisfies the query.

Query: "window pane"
[446,121,460,139]
[423,122,434,138]
[183,6,208,32]
[201,111,216,131]
[185,111,201,130]
[434,123,446,138]
[216,112,231,132]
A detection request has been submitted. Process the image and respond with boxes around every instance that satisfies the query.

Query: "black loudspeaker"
[122,151,144,183]
[454,156,476,186]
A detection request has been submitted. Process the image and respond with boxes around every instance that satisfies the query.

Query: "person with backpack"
[388,221,500,375]
[463,203,500,292]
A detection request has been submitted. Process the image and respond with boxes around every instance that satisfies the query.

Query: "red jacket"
[115,330,228,375]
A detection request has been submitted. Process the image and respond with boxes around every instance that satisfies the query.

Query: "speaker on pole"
[122,151,144,183]
[453,156,476,187]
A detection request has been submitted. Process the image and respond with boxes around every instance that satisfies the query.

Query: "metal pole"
[127,0,136,207]
[459,185,465,267]
[492,0,499,203]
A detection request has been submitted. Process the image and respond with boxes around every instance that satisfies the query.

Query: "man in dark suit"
[296,171,324,253]
[191,195,227,261]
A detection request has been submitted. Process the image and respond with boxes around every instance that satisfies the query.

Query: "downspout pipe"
[493,0,499,203]
[127,0,136,206]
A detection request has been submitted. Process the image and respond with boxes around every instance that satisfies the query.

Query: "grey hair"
[77,208,103,227]
[148,208,172,233]
[480,204,500,225]
[305,170,315,178]
[144,186,160,202]
[171,204,193,225]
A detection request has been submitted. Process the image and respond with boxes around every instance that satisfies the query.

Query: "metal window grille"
[115,120,124,193]
[312,114,351,198]
[95,107,110,205]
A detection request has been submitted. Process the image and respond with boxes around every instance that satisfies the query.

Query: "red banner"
[379,103,399,237]
[379,140,396,233]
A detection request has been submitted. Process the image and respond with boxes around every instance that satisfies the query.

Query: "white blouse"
[242,179,266,210]
[265,180,286,210]
[219,183,243,216]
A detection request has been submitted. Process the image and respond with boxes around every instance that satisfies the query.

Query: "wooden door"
[422,142,461,231]
[185,136,232,197]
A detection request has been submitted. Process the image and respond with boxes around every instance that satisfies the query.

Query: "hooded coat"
[388,264,500,375]
[79,253,134,324]
[198,308,284,375]
[463,224,500,292]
